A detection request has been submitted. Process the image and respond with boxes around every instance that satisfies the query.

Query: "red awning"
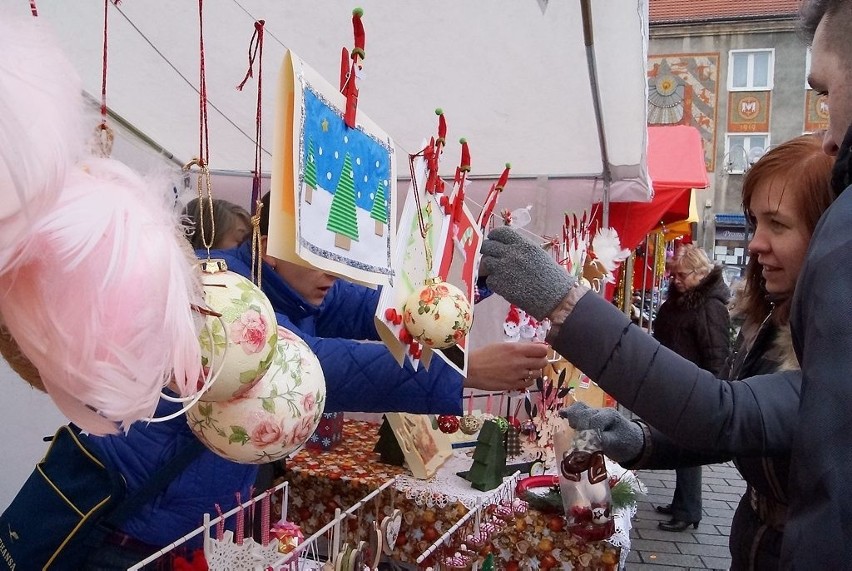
[595,125,707,251]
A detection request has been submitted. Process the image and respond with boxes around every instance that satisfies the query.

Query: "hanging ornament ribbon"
[29,0,38,17]
[198,0,210,168]
[190,0,216,259]
[236,19,266,287]
[408,149,434,276]
[94,0,115,157]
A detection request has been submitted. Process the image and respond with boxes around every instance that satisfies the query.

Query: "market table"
[280,419,633,569]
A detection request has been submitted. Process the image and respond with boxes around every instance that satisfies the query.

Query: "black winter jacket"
[652,266,731,375]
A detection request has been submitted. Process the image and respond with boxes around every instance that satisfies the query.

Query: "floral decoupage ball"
[198,269,278,401]
[188,326,326,463]
[403,279,472,349]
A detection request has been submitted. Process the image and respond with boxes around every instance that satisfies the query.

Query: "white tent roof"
[31,0,649,206]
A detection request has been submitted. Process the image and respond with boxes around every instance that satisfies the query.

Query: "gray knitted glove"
[479,226,577,320]
[559,402,644,464]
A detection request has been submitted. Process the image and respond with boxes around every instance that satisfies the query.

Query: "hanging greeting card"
[268,48,396,287]
[374,142,451,369]
[429,138,482,373]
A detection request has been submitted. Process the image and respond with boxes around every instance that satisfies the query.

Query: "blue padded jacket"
[213,242,465,415]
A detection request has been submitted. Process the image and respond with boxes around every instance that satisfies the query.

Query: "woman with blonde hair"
[649,242,731,531]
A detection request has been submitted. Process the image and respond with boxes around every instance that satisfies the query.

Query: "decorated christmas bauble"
[402,279,472,349]
[437,414,460,434]
[187,326,325,463]
[458,414,482,435]
[198,265,278,401]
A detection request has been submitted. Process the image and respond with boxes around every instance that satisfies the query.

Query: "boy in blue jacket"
[82,193,545,568]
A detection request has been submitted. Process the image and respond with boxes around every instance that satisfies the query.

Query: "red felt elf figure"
[425,108,447,195]
[340,8,365,128]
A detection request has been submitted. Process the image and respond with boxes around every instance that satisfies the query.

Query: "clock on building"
[648,60,686,125]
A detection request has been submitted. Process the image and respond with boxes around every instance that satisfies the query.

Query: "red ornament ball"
[437,414,460,434]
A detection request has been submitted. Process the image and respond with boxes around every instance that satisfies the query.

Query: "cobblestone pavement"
[626,462,746,570]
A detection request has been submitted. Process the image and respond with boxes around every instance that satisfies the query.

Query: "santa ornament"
[503,305,521,342]
[402,278,472,349]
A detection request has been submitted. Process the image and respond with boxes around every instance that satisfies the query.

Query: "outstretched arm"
[480,226,800,456]
[554,291,800,456]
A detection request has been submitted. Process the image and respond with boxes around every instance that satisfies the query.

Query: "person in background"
[563,133,834,568]
[182,197,251,250]
[479,123,848,564]
[648,243,731,532]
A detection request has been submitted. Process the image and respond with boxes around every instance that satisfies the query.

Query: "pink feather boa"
[0,159,204,435]
[0,14,204,434]
[0,12,85,266]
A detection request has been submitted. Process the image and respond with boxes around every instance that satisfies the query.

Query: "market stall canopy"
[596,125,708,251]
[657,189,699,241]
[28,0,650,211]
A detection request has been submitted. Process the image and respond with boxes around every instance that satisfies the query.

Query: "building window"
[726,134,769,174]
[728,49,774,91]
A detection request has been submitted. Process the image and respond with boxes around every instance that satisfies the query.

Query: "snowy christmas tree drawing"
[370,180,389,236]
[326,152,360,250]
[303,137,317,204]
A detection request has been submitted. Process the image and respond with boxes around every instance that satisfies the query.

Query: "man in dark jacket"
[480,174,850,568]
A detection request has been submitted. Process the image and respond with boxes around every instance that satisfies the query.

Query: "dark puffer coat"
[628,315,799,570]
[544,277,805,563]
[652,266,731,376]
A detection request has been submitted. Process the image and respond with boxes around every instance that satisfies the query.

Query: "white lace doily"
[393,449,520,509]
[205,533,284,570]
[607,459,645,569]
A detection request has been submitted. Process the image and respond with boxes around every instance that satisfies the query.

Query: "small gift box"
[305,412,344,451]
